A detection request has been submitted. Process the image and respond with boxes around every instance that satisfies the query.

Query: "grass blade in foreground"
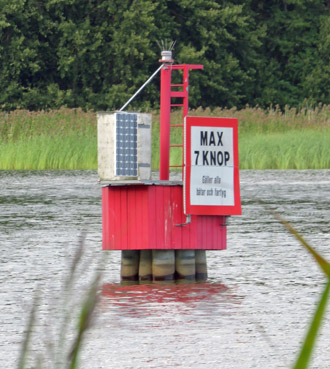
[293,280,330,369]
[275,214,330,278]
[17,235,104,369]
[68,272,101,369]
[17,293,39,369]
[274,213,330,369]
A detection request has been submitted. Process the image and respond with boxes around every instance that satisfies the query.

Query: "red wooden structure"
[102,184,226,250]
[102,55,238,251]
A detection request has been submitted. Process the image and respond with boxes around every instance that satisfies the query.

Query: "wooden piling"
[152,250,175,281]
[175,250,196,280]
[121,250,139,281]
[195,250,208,280]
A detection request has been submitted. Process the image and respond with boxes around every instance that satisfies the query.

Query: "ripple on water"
[0,170,329,369]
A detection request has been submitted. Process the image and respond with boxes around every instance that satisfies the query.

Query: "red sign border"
[184,116,241,216]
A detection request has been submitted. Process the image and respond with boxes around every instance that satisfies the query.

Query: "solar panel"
[97,111,151,181]
[115,112,138,177]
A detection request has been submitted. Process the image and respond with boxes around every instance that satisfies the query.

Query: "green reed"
[274,214,330,369]
[0,108,97,170]
[239,130,330,169]
[153,108,330,170]
[0,135,96,170]
[18,235,103,369]
[1,106,330,170]
[0,108,96,141]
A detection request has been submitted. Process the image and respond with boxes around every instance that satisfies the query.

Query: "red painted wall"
[102,184,227,250]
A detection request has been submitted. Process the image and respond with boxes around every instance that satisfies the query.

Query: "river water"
[1,170,329,369]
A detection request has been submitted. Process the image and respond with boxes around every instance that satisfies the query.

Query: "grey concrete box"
[97,112,152,181]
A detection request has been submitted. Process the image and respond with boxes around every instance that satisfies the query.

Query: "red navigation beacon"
[101,51,241,251]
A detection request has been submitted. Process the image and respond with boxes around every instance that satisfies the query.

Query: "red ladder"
[159,64,203,181]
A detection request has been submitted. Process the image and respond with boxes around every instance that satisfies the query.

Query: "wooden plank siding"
[102,185,227,250]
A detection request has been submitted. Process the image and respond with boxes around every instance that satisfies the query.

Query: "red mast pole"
[159,48,203,180]
[183,65,189,120]
[159,62,172,181]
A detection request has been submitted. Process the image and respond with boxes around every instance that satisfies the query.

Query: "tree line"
[1,0,330,112]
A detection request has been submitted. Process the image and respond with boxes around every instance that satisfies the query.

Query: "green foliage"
[2,0,330,111]
[248,0,327,107]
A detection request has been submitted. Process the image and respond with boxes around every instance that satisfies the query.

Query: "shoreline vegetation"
[0,106,330,170]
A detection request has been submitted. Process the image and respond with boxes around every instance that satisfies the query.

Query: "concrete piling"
[195,250,208,280]
[121,250,139,281]
[175,250,196,280]
[120,250,208,282]
[152,250,175,281]
[139,250,152,281]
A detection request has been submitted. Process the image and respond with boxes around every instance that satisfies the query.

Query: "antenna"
[156,39,176,52]
[119,40,177,111]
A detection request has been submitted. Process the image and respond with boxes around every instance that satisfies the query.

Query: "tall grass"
[0,135,96,170]
[18,235,103,369]
[0,108,97,170]
[1,106,330,170]
[0,108,96,140]
[153,106,330,170]
[239,130,330,169]
[274,214,330,369]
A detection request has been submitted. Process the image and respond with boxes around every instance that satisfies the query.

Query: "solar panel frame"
[115,112,138,177]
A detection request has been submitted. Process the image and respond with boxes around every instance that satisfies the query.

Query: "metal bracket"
[221,216,230,226]
[176,214,191,227]
[119,64,164,111]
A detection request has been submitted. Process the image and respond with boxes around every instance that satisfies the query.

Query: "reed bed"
[153,106,330,170]
[0,108,96,170]
[1,106,330,170]
[239,130,330,169]
[0,135,96,170]
[0,108,96,140]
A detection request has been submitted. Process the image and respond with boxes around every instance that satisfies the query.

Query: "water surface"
[1,170,329,368]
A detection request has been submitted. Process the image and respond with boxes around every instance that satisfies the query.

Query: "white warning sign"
[184,117,241,216]
[190,126,234,206]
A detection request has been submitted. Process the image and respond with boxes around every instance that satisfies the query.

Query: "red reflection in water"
[100,281,242,318]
